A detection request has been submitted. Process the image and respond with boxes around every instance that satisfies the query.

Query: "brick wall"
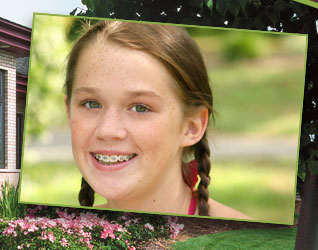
[0,50,16,170]
[0,50,18,186]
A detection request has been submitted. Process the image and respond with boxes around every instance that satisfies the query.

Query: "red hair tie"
[185,159,198,190]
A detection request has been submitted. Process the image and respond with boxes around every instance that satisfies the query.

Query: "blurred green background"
[20,14,306,225]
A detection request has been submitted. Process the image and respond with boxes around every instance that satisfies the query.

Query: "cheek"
[135,114,182,157]
[70,114,95,147]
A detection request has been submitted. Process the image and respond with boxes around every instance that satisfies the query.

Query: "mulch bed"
[139,199,301,250]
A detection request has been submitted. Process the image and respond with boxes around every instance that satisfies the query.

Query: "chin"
[94,182,127,201]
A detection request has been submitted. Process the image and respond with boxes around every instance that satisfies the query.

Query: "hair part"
[66,20,214,216]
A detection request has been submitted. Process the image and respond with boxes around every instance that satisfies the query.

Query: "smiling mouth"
[93,153,137,165]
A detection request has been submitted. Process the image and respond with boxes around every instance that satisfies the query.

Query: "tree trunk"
[295,167,318,250]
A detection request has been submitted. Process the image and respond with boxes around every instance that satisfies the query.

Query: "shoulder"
[207,198,252,220]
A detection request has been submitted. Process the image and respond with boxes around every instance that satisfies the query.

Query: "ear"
[64,96,71,128]
[181,106,209,147]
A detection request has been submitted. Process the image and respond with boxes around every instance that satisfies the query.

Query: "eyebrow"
[73,87,162,100]
[73,87,99,95]
[125,90,162,100]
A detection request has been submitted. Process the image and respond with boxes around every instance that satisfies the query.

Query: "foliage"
[70,0,318,193]
[0,180,27,219]
[26,15,72,140]
[171,228,296,249]
[0,205,183,249]
[217,31,265,61]
[67,4,318,247]
[71,0,314,32]
[298,118,318,180]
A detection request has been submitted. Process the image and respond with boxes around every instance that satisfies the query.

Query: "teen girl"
[64,20,249,219]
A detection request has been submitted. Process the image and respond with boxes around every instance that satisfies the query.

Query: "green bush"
[0,180,27,219]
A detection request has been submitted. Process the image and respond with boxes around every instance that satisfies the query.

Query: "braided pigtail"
[78,177,95,206]
[194,133,211,216]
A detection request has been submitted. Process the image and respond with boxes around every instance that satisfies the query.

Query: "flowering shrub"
[166,216,185,239]
[0,206,184,249]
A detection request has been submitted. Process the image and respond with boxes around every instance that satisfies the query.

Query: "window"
[17,114,24,169]
[0,70,4,168]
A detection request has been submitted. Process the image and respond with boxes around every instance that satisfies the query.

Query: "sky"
[0,0,86,28]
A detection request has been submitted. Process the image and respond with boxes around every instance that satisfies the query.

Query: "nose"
[95,108,127,141]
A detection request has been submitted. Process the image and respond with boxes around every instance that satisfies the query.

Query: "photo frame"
[19,13,307,225]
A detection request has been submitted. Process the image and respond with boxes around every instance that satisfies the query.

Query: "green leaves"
[193,0,203,6]
[206,0,214,9]
[0,180,27,219]
[308,160,318,175]
[240,0,248,11]
[299,121,318,177]
[70,8,78,16]
[80,0,116,17]
[216,0,227,16]
[291,2,306,18]
[201,0,214,14]
[81,0,95,11]
[215,0,245,18]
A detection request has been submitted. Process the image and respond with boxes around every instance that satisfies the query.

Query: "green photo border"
[293,0,318,8]
[18,12,308,226]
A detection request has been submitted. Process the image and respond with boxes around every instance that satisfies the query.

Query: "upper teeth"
[94,153,134,163]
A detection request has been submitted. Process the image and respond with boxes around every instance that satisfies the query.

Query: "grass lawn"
[20,157,296,225]
[210,65,304,136]
[209,158,296,224]
[192,34,305,136]
[172,228,296,250]
[19,161,106,206]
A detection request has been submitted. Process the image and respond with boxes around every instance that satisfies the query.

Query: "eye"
[83,100,101,109]
[131,104,150,113]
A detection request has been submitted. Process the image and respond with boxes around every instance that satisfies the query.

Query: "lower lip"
[91,153,136,172]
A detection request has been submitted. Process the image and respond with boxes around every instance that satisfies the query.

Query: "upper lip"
[92,150,136,155]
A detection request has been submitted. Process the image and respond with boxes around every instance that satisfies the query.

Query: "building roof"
[0,17,31,57]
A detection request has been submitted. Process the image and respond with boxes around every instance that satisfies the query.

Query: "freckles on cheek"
[70,116,94,137]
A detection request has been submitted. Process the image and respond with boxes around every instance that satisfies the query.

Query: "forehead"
[73,40,182,100]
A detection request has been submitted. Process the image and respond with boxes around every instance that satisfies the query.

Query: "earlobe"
[181,107,209,147]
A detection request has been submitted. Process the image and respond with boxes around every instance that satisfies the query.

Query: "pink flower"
[40,231,47,240]
[60,237,69,247]
[2,226,17,236]
[47,231,56,243]
[28,223,39,232]
[101,228,115,239]
[125,240,136,250]
[124,220,131,227]
[168,222,184,238]
[47,220,57,228]
[87,242,94,250]
[144,223,154,232]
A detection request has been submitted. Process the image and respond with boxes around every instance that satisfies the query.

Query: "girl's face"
[66,41,194,203]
